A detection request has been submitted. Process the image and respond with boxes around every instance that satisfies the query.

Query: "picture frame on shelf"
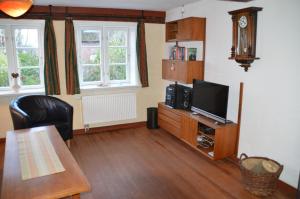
[188,48,197,61]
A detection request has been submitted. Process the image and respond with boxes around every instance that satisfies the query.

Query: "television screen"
[191,80,229,123]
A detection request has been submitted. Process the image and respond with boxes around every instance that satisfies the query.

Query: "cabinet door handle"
[171,63,175,71]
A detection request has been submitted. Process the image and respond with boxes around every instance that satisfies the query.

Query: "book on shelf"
[171,45,186,60]
[170,46,198,61]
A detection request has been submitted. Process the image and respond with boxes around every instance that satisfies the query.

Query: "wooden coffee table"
[1,125,91,199]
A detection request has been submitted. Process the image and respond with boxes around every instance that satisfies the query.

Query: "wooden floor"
[70,127,291,199]
[0,127,293,198]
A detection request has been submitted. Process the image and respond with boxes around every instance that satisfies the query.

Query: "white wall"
[166,0,300,188]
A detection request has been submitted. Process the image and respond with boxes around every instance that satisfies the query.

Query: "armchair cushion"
[26,108,48,123]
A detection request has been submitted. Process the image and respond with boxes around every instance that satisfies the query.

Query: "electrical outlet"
[84,124,89,133]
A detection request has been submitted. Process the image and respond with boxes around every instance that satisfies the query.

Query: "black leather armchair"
[9,95,73,142]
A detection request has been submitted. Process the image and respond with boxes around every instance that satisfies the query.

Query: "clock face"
[238,16,248,28]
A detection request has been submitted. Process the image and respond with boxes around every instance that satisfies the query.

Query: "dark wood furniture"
[0,5,166,24]
[163,17,206,83]
[158,102,238,160]
[1,126,91,199]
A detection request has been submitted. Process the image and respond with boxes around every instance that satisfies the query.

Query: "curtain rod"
[0,13,164,24]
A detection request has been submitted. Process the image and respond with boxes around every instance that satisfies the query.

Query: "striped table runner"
[16,131,65,180]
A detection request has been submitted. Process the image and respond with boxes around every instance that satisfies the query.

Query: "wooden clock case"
[228,7,262,71]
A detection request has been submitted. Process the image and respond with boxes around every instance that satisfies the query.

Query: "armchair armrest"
[50,100,73,123]
[9,102,31,130]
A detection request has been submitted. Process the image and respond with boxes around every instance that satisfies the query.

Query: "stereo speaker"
[182,87,192,110]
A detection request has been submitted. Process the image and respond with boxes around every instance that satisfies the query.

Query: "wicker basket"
[239,153,283,197]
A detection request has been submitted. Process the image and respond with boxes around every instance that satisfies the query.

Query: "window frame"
[74,21,137,88]
[0,25,12,90]
[76,25,103,86]
[0,19,45,91]
[104,26,130,84]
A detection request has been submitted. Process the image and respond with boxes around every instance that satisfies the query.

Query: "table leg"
[71,194,80,199]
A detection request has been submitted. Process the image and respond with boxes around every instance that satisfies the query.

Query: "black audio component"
[182,87,192,110]
[199,123,215,135]
[175,84,184,109]
[165,84,176,108]
[165,83,192,110]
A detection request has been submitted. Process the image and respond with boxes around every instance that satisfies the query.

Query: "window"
[0,20,44,91]
[75,21,138,88]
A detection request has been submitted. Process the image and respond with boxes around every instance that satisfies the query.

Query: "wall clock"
[228,7,262,71]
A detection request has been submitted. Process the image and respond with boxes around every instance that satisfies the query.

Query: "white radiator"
[82,93,137,125]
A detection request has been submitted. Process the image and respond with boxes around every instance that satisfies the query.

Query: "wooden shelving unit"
[162,59,204,84]
[198,130,215,140]
[165,22,178,41]
[163,17,206,83]
[165,17,206,42]
[158,102,238,160]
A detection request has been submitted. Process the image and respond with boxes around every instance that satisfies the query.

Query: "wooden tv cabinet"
[158,102,238,160]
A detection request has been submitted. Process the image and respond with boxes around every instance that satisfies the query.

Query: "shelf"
[165,22,178,41]
[198,130,215,140]
[162,59,204,84]
[190,113,235,130]
[165,17,206,42]
[158,102,238,160]
[166,59,202,62]
[196,145,214,159]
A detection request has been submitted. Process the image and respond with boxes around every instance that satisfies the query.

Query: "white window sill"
[0,89,45,97]
[79,83,141,96]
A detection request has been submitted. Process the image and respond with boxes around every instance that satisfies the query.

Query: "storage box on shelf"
[163,17,206,84]
[158,102,238,160]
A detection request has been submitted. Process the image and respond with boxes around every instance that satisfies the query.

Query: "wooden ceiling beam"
[0,5,166,24]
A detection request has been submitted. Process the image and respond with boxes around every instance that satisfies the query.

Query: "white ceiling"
[33,0,202,11]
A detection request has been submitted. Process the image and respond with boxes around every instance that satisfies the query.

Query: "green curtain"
[65,18,80,95]
[136,20,149,87]
[44,17,61,95]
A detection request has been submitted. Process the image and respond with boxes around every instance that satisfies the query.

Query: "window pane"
[108,47,126,63]
[15,29,38,48]
[20,68,40,85]
[0,68,9,87]
[17,49,39,67]
[108,30,127,46]
[109,65,126,80]
[81,30,100,46]
[81,48,100,64]
[0,46,9,87]
[82,65,101,82]
[0,48,8,68]
[0,29,5,48]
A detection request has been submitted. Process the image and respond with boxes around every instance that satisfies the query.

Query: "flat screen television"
[191,80,229,124]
